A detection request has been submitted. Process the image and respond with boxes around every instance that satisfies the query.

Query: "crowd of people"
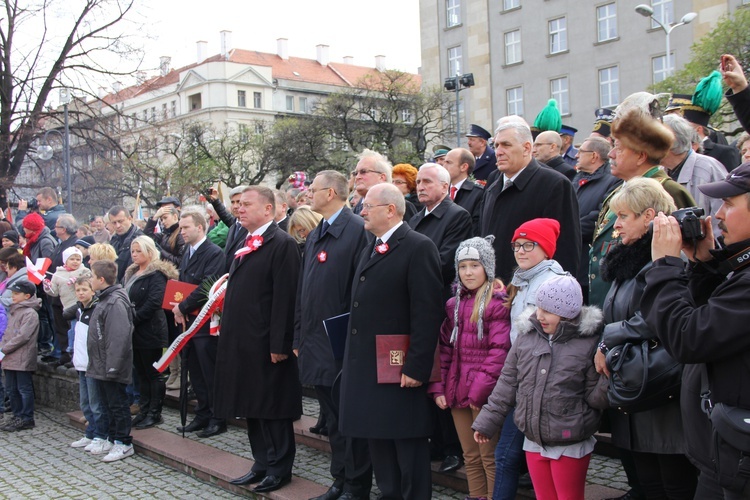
[0,54,749,500]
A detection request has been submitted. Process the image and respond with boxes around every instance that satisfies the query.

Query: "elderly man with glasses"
[351,149,417,221]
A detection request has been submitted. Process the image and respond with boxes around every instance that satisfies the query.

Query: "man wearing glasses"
[351,149,417,220]
[532,130,575,181]
[572,137,621,303]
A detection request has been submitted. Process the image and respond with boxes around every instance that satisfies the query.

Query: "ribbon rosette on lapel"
[317,251,327,263]
[375,242,389,254]
[234,235,264,259]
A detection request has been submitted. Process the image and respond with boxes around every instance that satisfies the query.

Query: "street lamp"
[635,4,697,78]
[37,89,72,213]
[444,73,475,147]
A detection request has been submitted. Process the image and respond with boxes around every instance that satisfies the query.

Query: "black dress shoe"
[517,472,533,489]
[135,414,163,429]
[176,419,208,433]
[229,469,266,485]
[310,485,342,500]
[438,454,463,473]
[605,490,645,500]
[196,423,227,438]
[253,474,291,493]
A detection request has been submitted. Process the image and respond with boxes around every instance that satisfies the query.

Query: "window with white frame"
[652,54,674,84]
[599,66,619,107]
[550,77,569,115]
[448,46,462,77]
[504,30,522,65]
[447,0,461,27]
[170,100,176,117]
[401,109,413,123]
[651,0,673,29]
[597,3,617,42]
[161,103,167,120]
[506,87,523,116]
[237,90,246,107]
[286,95,294,112]
[253,92,262,109]
[299,97,308,113]
[549,17,568,54]
[503,0,520,10]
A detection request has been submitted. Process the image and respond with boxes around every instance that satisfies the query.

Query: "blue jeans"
[67,321,76,354]
[95,379,132,445]
[493,407,526,500]
[5,370,34,422]
[78,371,106,439]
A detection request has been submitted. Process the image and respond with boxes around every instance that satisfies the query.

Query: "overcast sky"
[140,0,422,74]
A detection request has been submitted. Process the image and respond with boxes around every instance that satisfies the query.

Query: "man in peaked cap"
[666,93,730,147]
[432,144,451,166]
[591,107,615,143]
[560,125,578,167]
[466,124,495,182]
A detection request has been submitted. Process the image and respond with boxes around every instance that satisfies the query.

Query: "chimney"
[159,56,171,77]
[98,87,107,98]
[220,30,232,60]
[277,38,289,60]
[135,71,146,85]
[316,44,329,66]
[343,56,354,65]
[375,55,386,72]
[113,81,122,93]
[196,40,208,63]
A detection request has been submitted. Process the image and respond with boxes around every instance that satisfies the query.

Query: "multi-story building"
[420,0,747,144]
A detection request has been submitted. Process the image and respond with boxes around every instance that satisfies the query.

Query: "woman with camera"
[594,177,697,499]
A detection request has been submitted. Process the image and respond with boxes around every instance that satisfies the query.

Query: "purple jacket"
[428,287,511,408]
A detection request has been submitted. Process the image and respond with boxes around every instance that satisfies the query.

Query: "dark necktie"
[502,179,514,192]
[320,220,330,238]
[370,238,383,258]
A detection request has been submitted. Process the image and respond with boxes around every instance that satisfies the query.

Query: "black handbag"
[605,339,683,413]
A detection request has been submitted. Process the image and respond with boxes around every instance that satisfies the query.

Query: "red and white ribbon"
[234,235,264,259]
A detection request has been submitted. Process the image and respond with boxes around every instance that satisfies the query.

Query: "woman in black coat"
[123,235,178,429]
[594,178,697,499]
[144,206,185,268]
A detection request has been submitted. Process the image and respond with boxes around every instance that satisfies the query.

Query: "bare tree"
[0,0,142,209]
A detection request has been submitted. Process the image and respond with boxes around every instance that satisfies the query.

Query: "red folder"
[162,279,199,313]
[375,335,441,384]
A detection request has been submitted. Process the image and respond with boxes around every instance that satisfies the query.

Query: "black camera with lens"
[672,206,706,241]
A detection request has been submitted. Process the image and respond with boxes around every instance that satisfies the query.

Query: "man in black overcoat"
[466,124,496,182]
[172,211,226,438]
[208,185,248,273]
[480,120,581,283]
[444,148,483,236]
[294,171,373,500]
[215,186,302,494]
[339,183,443,499]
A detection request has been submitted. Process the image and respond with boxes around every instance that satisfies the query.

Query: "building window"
[597,3,617,42]
[161,103,168,120]
[506,87,523,116]
[651,0,673,29]
[548,17,567,54]
[550,77,569,115]
[447,0,461,27]
[503,0,520,10]
[286,95,294,112]
[255,122,264,135]
[504,30,522,65]
[150,107,156,122]
[652,53,674,83]
[253,92,262,109]
[401,109,413,123]
[188,93,201,111]
[448,46,462,77]
[238,90,246,107]
[239,125,249,142]
[170,100,176,118]
[299,97,308,113]
[599,66,619,107]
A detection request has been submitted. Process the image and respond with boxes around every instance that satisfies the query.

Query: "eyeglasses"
[308,186,334,195]
[362,203,390,211]
[533,143,554,147]
[352,168,381,176]
[511,241,539,252]
[578,150,595,154]
[392,180,407,185]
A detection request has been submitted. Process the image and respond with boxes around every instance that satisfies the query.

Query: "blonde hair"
[470,279,505,324]
[88,243,117,262]
[609,177,676,216]
[131,235,160,263]
[288,206,323,243]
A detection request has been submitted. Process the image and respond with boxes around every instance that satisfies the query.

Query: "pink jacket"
[428,288,511,408]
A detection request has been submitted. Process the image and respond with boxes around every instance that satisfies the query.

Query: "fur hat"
[451,236,496,343]
[611,108,674,164]
[21,212,45,232]
[62,247,83,264]
[512,218,560,258]
[536,274,582,320]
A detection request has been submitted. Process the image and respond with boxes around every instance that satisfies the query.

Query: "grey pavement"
[0,397,627,498]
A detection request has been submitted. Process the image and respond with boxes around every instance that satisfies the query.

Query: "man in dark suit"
[273,189,290,232]
[215,186,302,494]
[352,149,418,220]
[560,124,579,167]
[444,148,483,236]
[682,100,741,172]
[533,130,576,181]
[108,206,144,283]
[208,185,248,273]
[466,124,496,182]
[480,120,581,283]
[295,171,373,500]
[339,183,443,500]
[172,211,226,438]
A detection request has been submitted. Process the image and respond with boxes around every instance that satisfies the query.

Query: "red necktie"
[450,186,457,200]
